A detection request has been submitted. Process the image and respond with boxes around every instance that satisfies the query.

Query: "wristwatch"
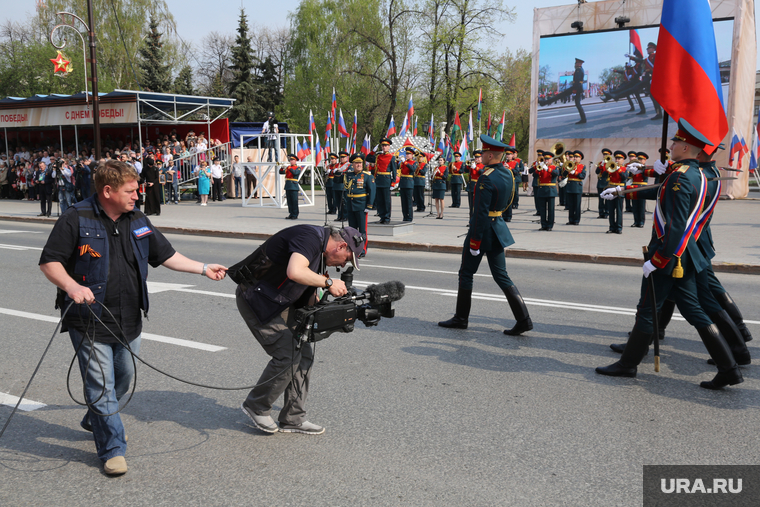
[324,278,333,288]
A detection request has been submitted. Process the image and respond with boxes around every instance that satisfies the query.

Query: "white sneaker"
[240,404,278,433]
[279,421,325,435]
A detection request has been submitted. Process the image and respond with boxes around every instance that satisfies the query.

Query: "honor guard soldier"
[505,146,524,210]
[448,151,465,208]
[564,150,586,225]
[597,119,743,390]
[605,150,628,233]
[595,148,612,218]
[624,150,638,212]
[532,151,559,231]
[374,138,398,223]
[629,151,654,227]
[280,154,301,219]
[333,151,350,221]
[439,134,532,336]
[398,147,417,221]
[466,150,484,218]
[432,156,448,219]
[502,146,521,222]
[531,149,543,216]
[325,153,338,214]
[344,153,376,246]
[413,153,428,212]
[558,157,567,209]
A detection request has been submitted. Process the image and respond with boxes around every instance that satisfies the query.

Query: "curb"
[4,215,759,275]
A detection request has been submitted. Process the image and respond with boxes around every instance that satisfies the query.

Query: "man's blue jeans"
[69,328,141,462]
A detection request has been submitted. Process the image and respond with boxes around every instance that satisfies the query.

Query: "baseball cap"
[339,226,365,270]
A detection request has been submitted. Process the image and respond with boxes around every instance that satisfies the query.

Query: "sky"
[5,0,759,73]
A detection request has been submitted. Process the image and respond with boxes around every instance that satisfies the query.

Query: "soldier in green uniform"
[413,153,428,212]
[324,153,337,214]
[280,154,301,220]
[374,138,398,223]
[531,151,559,231]
[448,151,465,208]
[439,135,532,336]
[564,150,586,225]
[605,150,628,233]
[466,150,484,218]
[595,148,612,218]
[503,146,522,222]
[344,153,376,245]
[531,149,543,216]
[596,119,743,390]
[333,151,350,221]
[398,147,417,222]
[539,58,587,124]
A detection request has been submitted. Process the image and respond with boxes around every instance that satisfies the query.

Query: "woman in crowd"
[197,160,211,206]
[432,156,448,219]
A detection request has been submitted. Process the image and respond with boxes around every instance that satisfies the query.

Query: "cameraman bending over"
[235,225,365,435]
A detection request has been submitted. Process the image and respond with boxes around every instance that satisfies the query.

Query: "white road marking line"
[357,263,491,277]
[0,392,46,412]
[0,307,226,352]
[147,281,235,298]
[0,243,43,251]
[0,230,42,234]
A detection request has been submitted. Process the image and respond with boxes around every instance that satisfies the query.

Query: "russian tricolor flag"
[314,132,323,166]
[337,109,349,137]
[407,95,414,124]
[728,128,749,169]
[386,115,396,137]
[650,0,728,155]
[309,110,316,134]
[399,114,409,137]
[750,121,759,171]
[361,135,370,155]
[331,88,337,129]
[325,111,332,135]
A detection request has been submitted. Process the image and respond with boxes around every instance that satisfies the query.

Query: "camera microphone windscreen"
[364,281,405,304]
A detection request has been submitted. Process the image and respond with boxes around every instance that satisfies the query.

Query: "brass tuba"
[552,142,565,164]
[606,161,618,173]
[564,160,576,172]
[603,154,613,165]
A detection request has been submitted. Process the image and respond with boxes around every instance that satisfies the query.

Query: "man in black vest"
[39,160,227,476]
[234,225,365,436]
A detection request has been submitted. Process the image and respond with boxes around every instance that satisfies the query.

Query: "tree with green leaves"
[173,65,194,95]
[138,14,172,93]
[229,8,258,121]
[253,56,283,116]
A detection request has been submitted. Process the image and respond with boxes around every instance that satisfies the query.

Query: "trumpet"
[603,154,613,165]
[563,160,576,172]
[606,162,618,173]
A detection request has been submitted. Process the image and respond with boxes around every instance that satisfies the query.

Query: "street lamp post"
[49,3,101,158]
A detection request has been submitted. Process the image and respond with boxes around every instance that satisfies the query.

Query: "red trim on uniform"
[469,239,482,250]
[650,251,670,269]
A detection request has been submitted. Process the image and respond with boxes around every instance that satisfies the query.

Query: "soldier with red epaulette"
[605,150,628,233]
[373,138,398,224]
[564,150,587,225]
[503,146,522,222]
[628,151,655,227]
[448,151,465,208]
[398,147,417,222]
[279,154,301,220]
[595,148,612,218]
[531,151,559,231]
[466,150,484,218]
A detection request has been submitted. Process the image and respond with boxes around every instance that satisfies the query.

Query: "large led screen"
[536,20,734,140]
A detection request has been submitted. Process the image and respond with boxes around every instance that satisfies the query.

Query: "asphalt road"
[537,98,678,140]
[1,221,758,506]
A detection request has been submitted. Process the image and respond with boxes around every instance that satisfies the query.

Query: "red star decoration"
[50,51,70,73]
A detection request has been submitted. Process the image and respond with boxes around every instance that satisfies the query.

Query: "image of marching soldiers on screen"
[538,58,587,124]
[601,42,663,121]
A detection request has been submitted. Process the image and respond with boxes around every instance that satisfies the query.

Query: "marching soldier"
[398,147,417,222]
[325,153,338,214]
[374,138,398,224]
[605,150,628,234]
[532,151,559,231]
[439,134,532,336]
[413,153,428,212]
[564,150,586,225]
[467,150,484,218]
[597,119,743,390]
[279,154,301,220]
[595,148,612,218]
[448,151,465,208]
[432,156,448,219]
[333,151,350,221]
[539,58,587,124]
[344,153,376,247]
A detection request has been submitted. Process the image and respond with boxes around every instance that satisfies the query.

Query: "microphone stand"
[582,161,595,214]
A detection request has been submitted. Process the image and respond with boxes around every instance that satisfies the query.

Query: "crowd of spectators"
[0,128,232,209]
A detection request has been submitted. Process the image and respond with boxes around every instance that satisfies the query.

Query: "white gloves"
[624,53,631,58]
[627,163,642,174]
[469,249,480,256]
[653,159,668,175]
[642,260,657,278]
[600,187,621,200]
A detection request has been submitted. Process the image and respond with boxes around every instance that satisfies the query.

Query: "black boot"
[657,299,676,340]
[438,288,472,329]
[707,311,751,366]
[610,341,649,355]
[715,292,752,342]
[502,286,533,336]
[697,324,743,390]
[596,326,652,377]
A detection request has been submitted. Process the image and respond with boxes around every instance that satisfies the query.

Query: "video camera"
[293,267,404,346]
